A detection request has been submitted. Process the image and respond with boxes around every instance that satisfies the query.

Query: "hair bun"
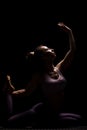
[29,51,34,55]
[26,51,34,60]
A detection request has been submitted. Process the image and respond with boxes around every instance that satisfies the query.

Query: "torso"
[41,67,67,112]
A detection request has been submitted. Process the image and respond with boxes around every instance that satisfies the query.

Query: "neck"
[45,64,54,73]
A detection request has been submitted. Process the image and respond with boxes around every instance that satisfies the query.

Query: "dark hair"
[26,45,47,74]
[34,45,47,73]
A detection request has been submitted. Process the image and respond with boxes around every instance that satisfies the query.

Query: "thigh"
[7,102,44,128]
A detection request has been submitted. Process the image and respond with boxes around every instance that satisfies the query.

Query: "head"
[34,45,56,63]
[33,45,56,73]
[26,45,56,73]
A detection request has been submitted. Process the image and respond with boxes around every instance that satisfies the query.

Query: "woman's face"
[39,46,56,60]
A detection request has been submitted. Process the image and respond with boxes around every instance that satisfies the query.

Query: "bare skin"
[56,22,76,74]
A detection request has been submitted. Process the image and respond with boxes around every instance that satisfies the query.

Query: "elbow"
[70,44,76,53]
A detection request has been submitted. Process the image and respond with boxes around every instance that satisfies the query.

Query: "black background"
[0,2,87,122]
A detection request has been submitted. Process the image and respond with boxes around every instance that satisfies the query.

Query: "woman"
[12,22,76,111]
[4,22,80,128]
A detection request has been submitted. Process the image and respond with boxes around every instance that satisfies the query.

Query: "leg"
[6,94,13,117]
[7,102,44,128]
[57,112,82,128]
[1,93,13,127]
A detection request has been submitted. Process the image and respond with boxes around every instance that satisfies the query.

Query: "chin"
[53,53,56,58]
[51,54,56,60]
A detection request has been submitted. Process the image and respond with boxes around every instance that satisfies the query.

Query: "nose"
[51,49,54,52]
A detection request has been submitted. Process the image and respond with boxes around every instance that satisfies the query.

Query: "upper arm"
[56,49,75,73]
[25,73,41,95]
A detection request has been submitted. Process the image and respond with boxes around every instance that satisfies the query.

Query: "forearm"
[58,22,76,52]
[12,89,26,96]
[12,88,34,97]
[68,30,76,52]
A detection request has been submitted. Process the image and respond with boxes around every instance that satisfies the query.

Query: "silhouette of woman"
[1,22,82,128]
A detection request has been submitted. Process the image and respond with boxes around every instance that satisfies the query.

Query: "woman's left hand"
[58,22,72,32]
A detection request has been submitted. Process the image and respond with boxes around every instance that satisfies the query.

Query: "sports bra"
[40,68,67,110]
[41,68,67,95]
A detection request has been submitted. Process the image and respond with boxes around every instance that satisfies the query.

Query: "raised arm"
[56,22,76,73]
